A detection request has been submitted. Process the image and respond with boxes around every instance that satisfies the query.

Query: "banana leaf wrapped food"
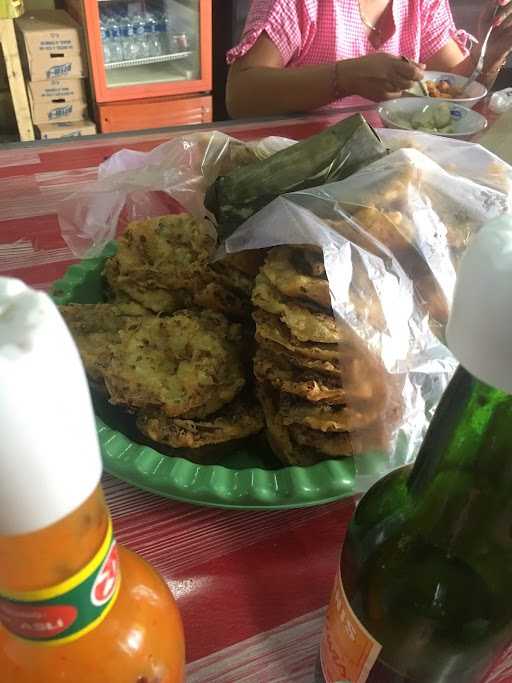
[205,114,387,239]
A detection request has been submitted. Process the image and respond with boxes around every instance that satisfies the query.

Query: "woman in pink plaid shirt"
[226,0,512,117]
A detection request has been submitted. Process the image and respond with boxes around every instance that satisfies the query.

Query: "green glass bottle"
[318,215,512,683]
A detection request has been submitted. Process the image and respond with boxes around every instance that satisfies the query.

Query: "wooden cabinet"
[97,93,211,133]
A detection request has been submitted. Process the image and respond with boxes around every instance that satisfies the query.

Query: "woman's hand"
[336,53,425,101]
[480,0,512,71]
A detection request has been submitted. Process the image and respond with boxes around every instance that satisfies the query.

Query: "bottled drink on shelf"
[156,12,170,53]
[318,214,512,683]
[132,11,151,59]
[0,278,186,682]
[120,16,140,61]
[106,16,123,63]
[145,11,162,58]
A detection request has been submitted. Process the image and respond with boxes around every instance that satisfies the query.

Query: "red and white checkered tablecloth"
[1,110,510,683]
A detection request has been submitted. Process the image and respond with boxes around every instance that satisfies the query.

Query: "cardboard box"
[36,119,96,139]
[15,9,87,81]
[30,97,87,124]
[28,77,86,102]
[28,77,88,125]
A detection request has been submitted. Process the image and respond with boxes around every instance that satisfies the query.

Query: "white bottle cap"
[0,278,102,536]
[447,214,512,394]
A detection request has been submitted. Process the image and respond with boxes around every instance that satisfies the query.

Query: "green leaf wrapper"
[205,114,387,239]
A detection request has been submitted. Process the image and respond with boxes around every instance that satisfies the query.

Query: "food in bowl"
[425,79,462,99]
[389,102,456,134]
[405,72,487,108]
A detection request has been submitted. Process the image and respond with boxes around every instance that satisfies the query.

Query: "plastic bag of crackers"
[219,143,511,489]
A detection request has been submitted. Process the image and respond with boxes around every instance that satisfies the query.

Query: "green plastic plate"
[52,246,383,509]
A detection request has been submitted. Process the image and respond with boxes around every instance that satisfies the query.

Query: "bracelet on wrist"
[333,61,345,101]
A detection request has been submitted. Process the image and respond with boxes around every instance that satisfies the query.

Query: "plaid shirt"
[227,0,470,107]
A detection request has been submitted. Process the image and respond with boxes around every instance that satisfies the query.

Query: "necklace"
[358,0,381,35]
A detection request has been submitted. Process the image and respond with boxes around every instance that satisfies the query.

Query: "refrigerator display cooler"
[75,0,211,132]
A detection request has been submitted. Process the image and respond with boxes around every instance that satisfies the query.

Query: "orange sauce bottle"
[0,278,185,682]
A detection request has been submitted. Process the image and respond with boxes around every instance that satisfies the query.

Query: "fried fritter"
[262,246,387,331]
[118,213,215,284]
[103,310,246,417]
[136,394,264,449]
[278,392,389,433]
[295,246,326,278]
[193,281,251,321]
[351,207,415,254]
[256,383,306,466]
[252,273,344,344]
[256,337,344,377]
[329,209,449,326]
[219,250,267,278]
[59,302,148,385]
[208,260,254,296]
[253,346,384,403]
[104,214,256,320]
[253,309,345,362]
[254,347,346,403]
[103,213,216,311]
[261,246,331,308]
[257,384,392,465]
[290,422,392,457]
[352,208,448,325]
[105,273,194,314]
[352,168,417,208]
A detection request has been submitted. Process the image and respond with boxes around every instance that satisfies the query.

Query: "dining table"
[1,105,511,683]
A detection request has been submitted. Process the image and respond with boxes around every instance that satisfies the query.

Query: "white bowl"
[378,98,488,139]
[412,71,487,108]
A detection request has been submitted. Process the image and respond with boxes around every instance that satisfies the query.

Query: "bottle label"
[320,567,382,683]
[0,519,120,646]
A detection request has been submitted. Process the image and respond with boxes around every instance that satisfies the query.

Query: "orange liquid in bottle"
[0,486,185,683]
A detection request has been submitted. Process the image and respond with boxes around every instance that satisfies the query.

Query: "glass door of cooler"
[86,0,212,102]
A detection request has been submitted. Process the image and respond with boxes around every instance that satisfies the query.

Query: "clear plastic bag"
[218,138,511,489]
[489,88,512,114]
[57,127,512,490]
[59,131,294,257]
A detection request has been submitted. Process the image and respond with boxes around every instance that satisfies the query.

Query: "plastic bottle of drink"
[132,11,151,59]
[120,15,140,61]
[155,11,170,53]
[318,214,512,683]
[145,11,162,57]
[106,15,124,63]
[0,278,186,683]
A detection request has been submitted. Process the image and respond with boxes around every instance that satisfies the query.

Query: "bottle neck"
[0,485,109,594]
[408,365,512,497]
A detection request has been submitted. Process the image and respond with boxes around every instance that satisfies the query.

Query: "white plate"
[409,71,487,108]
[378,98,488,139]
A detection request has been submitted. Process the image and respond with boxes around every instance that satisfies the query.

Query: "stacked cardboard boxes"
[15,9,96,138]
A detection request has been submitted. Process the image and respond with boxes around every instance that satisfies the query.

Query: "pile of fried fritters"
[60,213,401,466]
[251,246,402,465]
[60,214,264,457]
